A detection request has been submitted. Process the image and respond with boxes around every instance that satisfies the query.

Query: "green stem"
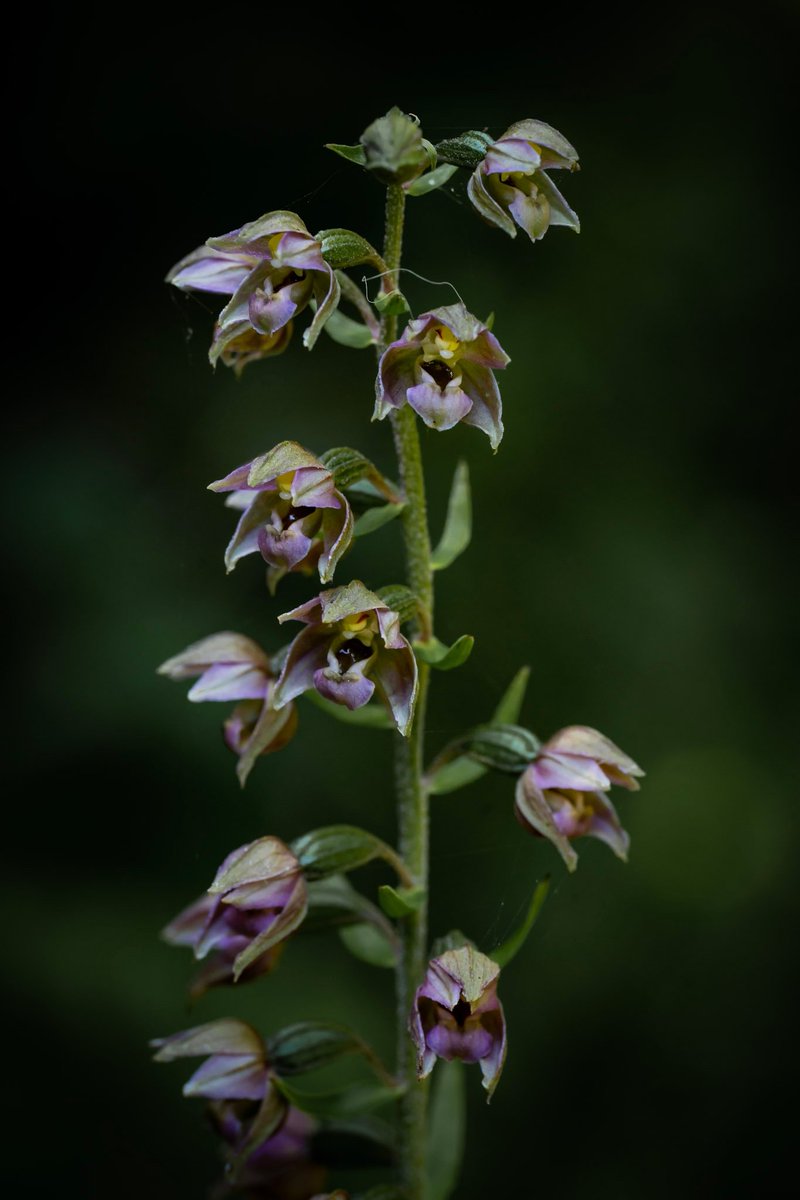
[381,183,434,1199]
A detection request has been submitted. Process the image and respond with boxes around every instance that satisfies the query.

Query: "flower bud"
[360,107,431,186]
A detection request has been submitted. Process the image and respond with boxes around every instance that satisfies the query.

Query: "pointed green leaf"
[339,921,397,969]
[274,1076,404,1119]
[491,876,550,968]
[303,688,394,729]
[425,1060,466,1200]
[431,461,471,571]
[492,666,531,724]
[414,634,474,671]
[427,757,487,796]
[378,884,425,918]
[354,502,405,536]
[406,163,459,197]
[323,308,376,349]
[325,142,368,166]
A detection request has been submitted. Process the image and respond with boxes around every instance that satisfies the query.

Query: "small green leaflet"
[431,461,471,571]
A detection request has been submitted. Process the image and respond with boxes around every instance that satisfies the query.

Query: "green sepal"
[374,289,410,316]
[431,461,471,571]
[378,883,425,918]
[491,876,550,969]
[376,584,420,626]
[267,1021,392,1084]
[292,825,410,882]
[317,228,382,271]
[339,921,397,969]
[274,1076,404,1119]
[322,308,376,349]
[435,130,494,169]
[353,502,405,537]
[426,1060,466,1200]
[413,634,474,671]
[492,666,531,724]
[325,142,367,166]
[464,723,541,772]
[319,446,401,502]
[427,757,487,796]
[405,162,459,197]
[303,688,394,729]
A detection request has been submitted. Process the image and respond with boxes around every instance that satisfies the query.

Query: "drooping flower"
[209,442,353,592]
[157,632,297,785]
[162,838,308,998]
[374,304,509,449]
[214,322,294,377]
[468,119,580,244]
[272,581,418,735]
[167,210,340,365]
[211,1104,327,1199]
[515,725,644,870]
[410,944,506,1100]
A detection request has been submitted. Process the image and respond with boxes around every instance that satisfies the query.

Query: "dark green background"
[8,6,796,1196]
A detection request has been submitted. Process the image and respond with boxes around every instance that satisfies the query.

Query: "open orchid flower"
[167,210,340,364]
[515,725,644,870]
[209,441,353,592]
[468,119,580,244]
[213,1104,326,1199]
[375,303,509,449]
[273,581,418,735]
[410,944,506,1100]
[162,838,308,998]
[157,632,297,785]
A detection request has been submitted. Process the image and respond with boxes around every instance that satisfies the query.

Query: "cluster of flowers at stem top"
[155,107,644,1200]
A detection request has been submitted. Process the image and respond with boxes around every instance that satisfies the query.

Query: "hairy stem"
[381,183,434,1199]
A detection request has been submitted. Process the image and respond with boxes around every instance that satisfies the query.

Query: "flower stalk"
[381,182,434,1198]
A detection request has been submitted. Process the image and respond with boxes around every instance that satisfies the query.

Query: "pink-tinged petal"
[304,265,341,350]
[249,281,302,335]
[478,1006,507,1100]
[224,490,254,512]
[232,875,308,980]
[224,491,278,572]
[459,327,511,371]
[407,379,473,431]
[208,461,256,494]
[459,362,504,450]
[432,946,500,1006]
[318,500,352,584]
[374,643,418,736]
[531,751,611,793]
[216,261,273,333]
[290,466,341,510]
[484,138,541,176]
[273,627,331,707]
[499,120,579,170]
[232,699,298,786]
[161,893,217,949]
[167,246,256,294]
[187,662,268,703]
[158,632,270,680]
[258,523,314,571]
[184,1054,268,1101]
[507,186,552,242]
[515,770,578,872]
[313,667,375,710]
[152,1018,264,1061]
[542,725,643,783]
[586,791,630,861]
[277,596,324,626]
[273,231,327,272]
[426,1022,495,1063]
[534,170,580,231]
[375,343,421,420]
[207,210,310,254]
[375,607,404,651]
[246,442,323,488]
[210,835,302,896]
[467,167,517,238]
[215,323,293,373]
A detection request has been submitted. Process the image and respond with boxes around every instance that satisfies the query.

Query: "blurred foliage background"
[7,5,796,1197]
